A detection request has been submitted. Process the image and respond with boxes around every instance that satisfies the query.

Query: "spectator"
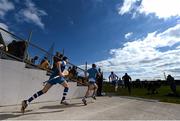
[31,56,39,64]
[40,57,50,70]
[70,66,78,77]
[40,57,47,65]
[96,68,103,96]
[167,74,177,96]
[122,73,132,95]
[7,40,26,59]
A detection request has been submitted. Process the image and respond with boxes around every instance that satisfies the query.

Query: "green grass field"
[103,83,180,104]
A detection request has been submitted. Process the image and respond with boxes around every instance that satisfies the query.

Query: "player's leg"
[115,80,118,92]
[92,83,98,100]
[82,84,91,105]
[21,83,52,113]
[60,80,69,105]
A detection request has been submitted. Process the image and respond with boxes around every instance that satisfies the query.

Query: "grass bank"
[103,83,180,104]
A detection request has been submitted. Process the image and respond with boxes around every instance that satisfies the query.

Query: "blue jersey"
[48,61,67,85]
[50,61,66,78]
[87,68,98,80]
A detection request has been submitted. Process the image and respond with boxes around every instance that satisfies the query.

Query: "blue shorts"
[47,76,66,85]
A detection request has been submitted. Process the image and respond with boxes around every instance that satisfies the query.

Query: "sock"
[92,91,96,97]
[61,87,69,101]
[27,90,44,103]
[83,96,87,99]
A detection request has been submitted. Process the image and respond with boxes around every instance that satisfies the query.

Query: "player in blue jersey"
[82,64,100,105]
[21,56,69,113]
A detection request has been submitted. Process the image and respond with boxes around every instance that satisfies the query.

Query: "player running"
[82,64,100,105]
[21,56,69,113]
[109,71,119,92]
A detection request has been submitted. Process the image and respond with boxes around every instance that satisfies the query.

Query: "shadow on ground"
[40,102,84,109]
[0,110,64,120]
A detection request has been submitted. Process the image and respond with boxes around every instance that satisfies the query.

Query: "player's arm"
[108,75,111,82]
[115,74,119,80]
[122,76,124,81]
[129,76,132,82]
[57,61,64,77]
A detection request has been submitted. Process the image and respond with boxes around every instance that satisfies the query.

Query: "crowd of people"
[108,72,178,96]
[108,72,132,94]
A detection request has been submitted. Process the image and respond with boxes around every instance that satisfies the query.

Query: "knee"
[64,82,69,88]
[42,89,48,94]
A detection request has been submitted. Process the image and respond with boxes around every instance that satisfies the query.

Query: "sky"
[0,0,180,80]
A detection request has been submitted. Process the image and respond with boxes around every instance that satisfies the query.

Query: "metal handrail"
[0,27,86,71]
[0,49,23,62]
[0,27,26,41]
[0,27,87,86]
[0,48,87,86]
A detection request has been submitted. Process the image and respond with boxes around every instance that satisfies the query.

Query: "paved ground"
[0,96,180,120]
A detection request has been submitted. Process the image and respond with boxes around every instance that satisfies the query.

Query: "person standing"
[31,56,39,65]
[167,74,177,95]
[122,73,132,95]
[40,58,50,70]
[96,68,103,96]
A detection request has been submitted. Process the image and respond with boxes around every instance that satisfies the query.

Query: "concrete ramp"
[0,96,180,120]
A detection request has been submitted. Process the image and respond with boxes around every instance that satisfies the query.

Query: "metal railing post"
[23,31,32,62]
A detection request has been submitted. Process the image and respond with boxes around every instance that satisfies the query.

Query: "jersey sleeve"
[87,69,90,73]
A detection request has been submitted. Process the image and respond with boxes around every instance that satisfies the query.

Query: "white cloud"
[178,19,180,24]
[0,0,15,18]
[118,0,139,15]
[16,0,47,29]
[139,0,180,19]
[86,24,180,80]
[125,32,133,39]
[118,0,180,19]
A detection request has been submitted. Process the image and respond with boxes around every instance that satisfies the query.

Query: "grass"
[103,83,180,104]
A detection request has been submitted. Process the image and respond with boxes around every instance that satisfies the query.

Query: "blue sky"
[0,0,180,80]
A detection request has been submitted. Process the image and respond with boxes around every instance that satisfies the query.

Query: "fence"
[0,27,88,86]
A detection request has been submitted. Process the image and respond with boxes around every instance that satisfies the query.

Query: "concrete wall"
[0,59,87,106]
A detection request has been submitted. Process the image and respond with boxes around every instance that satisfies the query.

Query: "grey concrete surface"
[0,96,180,120]
[0,59,87,106]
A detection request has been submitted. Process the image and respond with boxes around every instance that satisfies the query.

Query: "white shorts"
[89,78,96,83]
